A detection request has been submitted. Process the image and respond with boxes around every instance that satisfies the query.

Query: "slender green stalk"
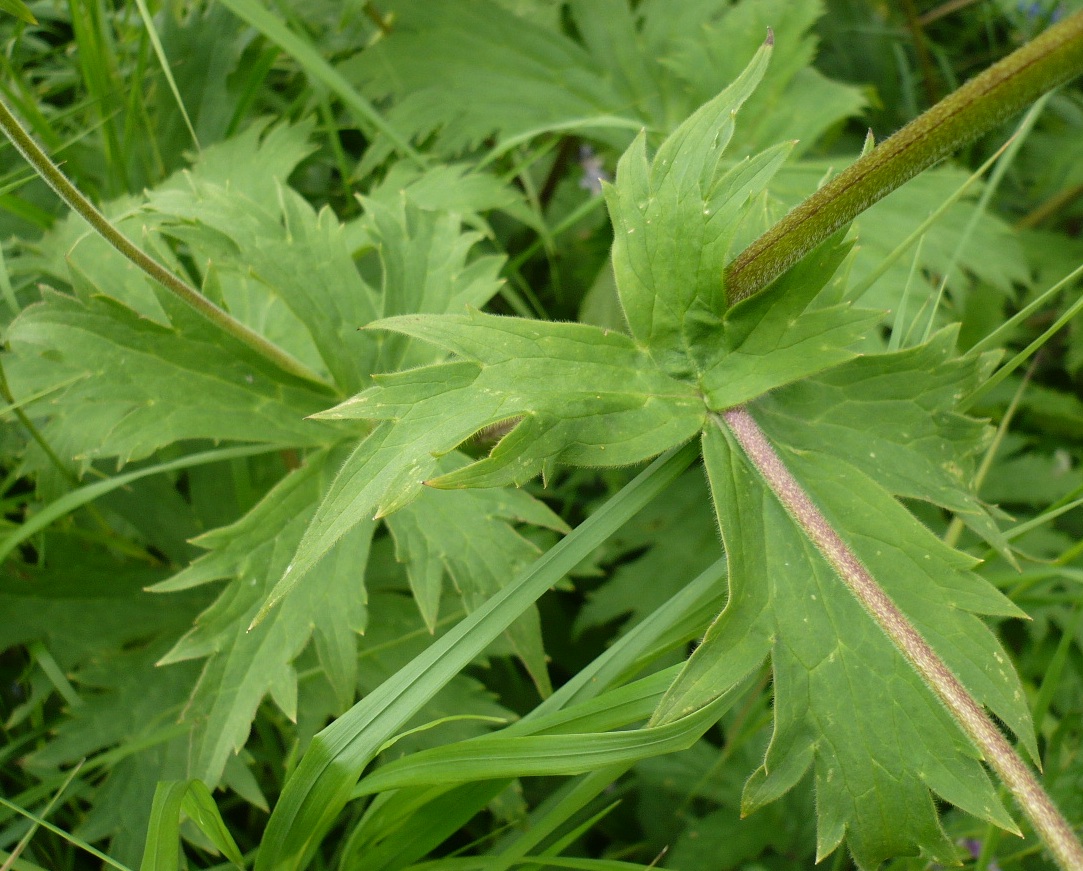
[132,0,200,150]
[724,10,1083,304]
[944,359,1035,549]
[965,261,1083,409]
[1018,180,1083,228]
[0,355,78,485]
[848,132,1014,304]
[718,407,1083,870]
[0,795,133,871]
[0,761,83,871]
[0,96,334,391]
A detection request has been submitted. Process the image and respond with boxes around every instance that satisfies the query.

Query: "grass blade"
[132,0,199,150]
[254,441,700,871]
[0,444,275,564]
[215,0,424,166]
[0,795,132,871]
[139,781,189,871]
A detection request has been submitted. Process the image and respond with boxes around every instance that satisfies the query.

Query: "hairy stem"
[0,96,334,391]
[724,10,1083,304]
[718,407,1083,869]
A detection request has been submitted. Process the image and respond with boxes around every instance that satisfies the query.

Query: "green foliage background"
[0,1,1081,870]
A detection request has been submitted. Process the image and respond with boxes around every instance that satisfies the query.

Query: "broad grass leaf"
[0,0,36,25]
[178,781,245,867]
[353,670,736,796]
[352,592,517,754]
[339,781,514,871]
[139,780,244,871]
[339,559,729,871]
[139,781,190,871]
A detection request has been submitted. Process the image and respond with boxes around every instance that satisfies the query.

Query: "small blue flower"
[960,838,1002,871]
[578,145,610,196]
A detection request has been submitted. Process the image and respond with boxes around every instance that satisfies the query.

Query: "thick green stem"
[718,407,1083,870]
[724,10,1083,304]
[0,96,334,391]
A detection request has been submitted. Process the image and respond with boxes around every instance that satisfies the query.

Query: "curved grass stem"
[718,406,1083,870]
[0,96,334,392]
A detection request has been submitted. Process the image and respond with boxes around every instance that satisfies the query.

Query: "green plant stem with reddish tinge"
[717,409,1083,869]
[0,96,335,393]
[724,9,1083,305]
[715,14,1083,869]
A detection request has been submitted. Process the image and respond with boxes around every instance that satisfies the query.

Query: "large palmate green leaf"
[263,35,1038,867]
[652,338,1034,867]
[275,43,869,595]
[384,454,569,694]
[602,41,789,373]
[147,171,504,392]
[4,290,337,475]
[151,445,565,780]
[273,314,703,596]
[0,109,564,799]
[153,451,372,785]
[345,0,862,165]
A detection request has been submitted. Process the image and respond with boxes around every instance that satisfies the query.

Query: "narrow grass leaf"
[215,0,423,165]
[0,445,273,565]
[354,681,731,795]
[179,781,245,867]
[133,0,199,150]
[253,442,699,871]
[139,781,189,871]
[0,0,35,25]
[0,796,133,871]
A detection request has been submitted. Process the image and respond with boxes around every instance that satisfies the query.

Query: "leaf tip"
[861,128,877,156]
[765,27,774,46]
[246,614,262,633]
